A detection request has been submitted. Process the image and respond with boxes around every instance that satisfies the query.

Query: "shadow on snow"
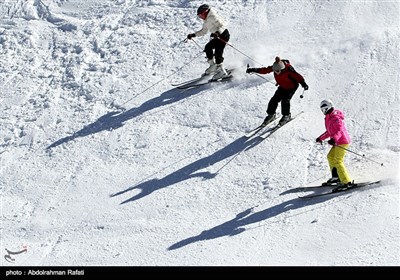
[168,194,343,250]
[111,135,266,204]
[46,85,210,149]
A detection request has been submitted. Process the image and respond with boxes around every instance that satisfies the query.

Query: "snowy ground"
[0,0,399,266]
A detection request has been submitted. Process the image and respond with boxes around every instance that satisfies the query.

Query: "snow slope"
[1,0,399,266]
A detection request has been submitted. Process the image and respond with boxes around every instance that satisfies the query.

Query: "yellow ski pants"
[327,144,352,184]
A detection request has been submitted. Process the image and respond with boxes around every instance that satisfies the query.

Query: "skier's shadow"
[111,135,265,204]
[168,194,336,250]
[46,85,209,149]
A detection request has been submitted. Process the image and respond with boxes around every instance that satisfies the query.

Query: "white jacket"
[194,8,227,37]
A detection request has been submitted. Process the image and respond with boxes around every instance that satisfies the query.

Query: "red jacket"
[256,60,305,90]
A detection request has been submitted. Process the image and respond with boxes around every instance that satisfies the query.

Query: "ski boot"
[212,63,229,80]
[332,181,355,192]
[203,58,217,76]
[262,113,277,126]
[279,114,291,126]
[322,177,340,186]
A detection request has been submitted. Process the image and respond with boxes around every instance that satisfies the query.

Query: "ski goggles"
[197,11,207,20]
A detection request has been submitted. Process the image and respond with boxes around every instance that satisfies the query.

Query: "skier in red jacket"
[246,57,308,125]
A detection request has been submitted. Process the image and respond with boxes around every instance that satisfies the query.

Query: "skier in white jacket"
[187,4,230,80]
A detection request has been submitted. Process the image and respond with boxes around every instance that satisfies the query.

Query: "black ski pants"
[266,85,299,116]
[204,29,230,65]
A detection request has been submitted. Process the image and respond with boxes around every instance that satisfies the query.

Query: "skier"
[246,57,309,126]
[316,99,354,190]
[186,4,230,80]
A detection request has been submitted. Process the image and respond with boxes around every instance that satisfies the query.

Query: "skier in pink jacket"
[316,99,353,190]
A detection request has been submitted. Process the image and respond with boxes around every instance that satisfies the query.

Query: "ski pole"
[118,51,204,109]
[334,144,384,166]
[185,38,204,51]
[246,64,276,85]
[218,37,264,66]
[300,89,305,99]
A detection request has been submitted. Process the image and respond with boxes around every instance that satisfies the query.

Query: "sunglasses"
[320,105,329,114]
[197,11,207,19]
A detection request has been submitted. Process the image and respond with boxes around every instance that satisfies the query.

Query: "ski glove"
[210,32,220,38]
[246,68,258,74]
[328,139,335,145]
[300,80,309,90]
[187,33,196,40]
[316,137,322,144]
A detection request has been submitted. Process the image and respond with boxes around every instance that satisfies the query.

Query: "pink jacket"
[319,109,351,145]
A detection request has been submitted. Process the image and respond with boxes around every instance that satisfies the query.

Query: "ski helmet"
[197,4,210,15]
[320,99,333,115]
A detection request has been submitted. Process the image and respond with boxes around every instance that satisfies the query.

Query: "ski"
[259,111,304,139]
[175,69,234,89]
[178,75,232,89]
[244,113,281,138]
[172,77,204,87]
[280,184,338,195]
[244,120,278,138]
[244,125,268,138]
[298,180,381,199]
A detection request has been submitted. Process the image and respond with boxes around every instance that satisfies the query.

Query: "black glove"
[210,32,220,38]
[246,68,258,74]
[316,137,322,144]
[300,80,309,90]
[328,139,335,145]
[187,33,196,40]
